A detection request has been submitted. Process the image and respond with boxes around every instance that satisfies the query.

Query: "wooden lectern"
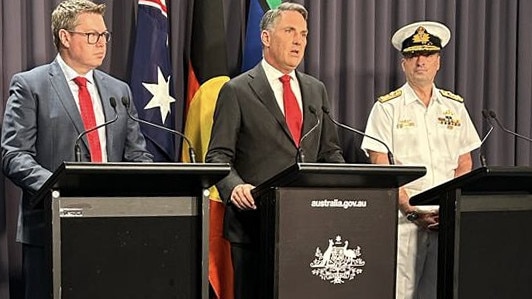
[32,162,230,299]
[252,163,426,299]
[410,166,532,299]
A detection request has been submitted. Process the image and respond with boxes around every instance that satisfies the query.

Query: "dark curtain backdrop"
[1,0,531,297]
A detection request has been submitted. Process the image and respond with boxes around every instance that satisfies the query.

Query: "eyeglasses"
[67,31,111,44]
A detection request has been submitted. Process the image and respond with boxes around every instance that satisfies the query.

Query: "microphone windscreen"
[121,96,130,108]
[110,97,117,108]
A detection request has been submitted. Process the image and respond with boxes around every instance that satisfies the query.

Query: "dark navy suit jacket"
[206,63,344,243]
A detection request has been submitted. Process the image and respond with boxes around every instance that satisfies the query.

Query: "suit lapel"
[49,61,116,156]
[297,72,316,141]
[93,71,116,156]
[49,61,90,151]
[248,65,296,145]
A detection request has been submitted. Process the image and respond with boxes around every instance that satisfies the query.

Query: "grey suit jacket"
[205,64,344,243]
[1,59,153,244]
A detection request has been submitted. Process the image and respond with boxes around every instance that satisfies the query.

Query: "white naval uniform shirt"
[361,83,481,210]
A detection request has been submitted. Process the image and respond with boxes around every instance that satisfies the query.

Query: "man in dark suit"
[205,3,344,298]
[1,1,153,298]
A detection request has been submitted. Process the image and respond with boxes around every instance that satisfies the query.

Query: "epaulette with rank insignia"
[439,89,464,103]
[377,89,402,103]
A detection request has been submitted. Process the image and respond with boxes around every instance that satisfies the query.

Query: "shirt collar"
[56,54,95,85]
[403,82,440,105]
[261,59,296,83]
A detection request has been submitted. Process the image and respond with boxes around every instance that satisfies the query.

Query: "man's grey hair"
[51,0,106,50]
[260,2,308,31]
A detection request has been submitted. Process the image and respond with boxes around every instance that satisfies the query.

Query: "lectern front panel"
[455,194,532,298]
[269,187,397,298]
[52,196,200,299]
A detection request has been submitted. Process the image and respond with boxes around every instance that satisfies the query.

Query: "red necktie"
[279,75,302,145]
[73,76,102,162]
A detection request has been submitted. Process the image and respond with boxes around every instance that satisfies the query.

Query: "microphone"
[121,96,197,163]
[479,109,495,167]
[488,110,532,143]
[322,106,395,165]
[297,105,320,163]
[74,97,119,162]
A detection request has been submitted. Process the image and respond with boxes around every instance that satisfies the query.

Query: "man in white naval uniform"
[361,21,481,299]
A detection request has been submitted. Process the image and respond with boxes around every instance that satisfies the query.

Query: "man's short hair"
[260,2,308,32]
[51,0,106,51]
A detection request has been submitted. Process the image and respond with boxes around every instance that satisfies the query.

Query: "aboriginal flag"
[183,0,233,298]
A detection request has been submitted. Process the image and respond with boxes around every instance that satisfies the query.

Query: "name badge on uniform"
[396,119,415,129]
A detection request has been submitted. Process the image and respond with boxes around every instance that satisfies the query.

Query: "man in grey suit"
[205,3,344,298]
[1,1,153,298]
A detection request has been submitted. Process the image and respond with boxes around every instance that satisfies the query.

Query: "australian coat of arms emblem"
[310,235,366,284]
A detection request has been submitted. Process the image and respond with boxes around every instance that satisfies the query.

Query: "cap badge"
[412,26,431,45]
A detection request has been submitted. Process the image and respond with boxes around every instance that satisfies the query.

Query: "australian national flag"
[130,0,176,161]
